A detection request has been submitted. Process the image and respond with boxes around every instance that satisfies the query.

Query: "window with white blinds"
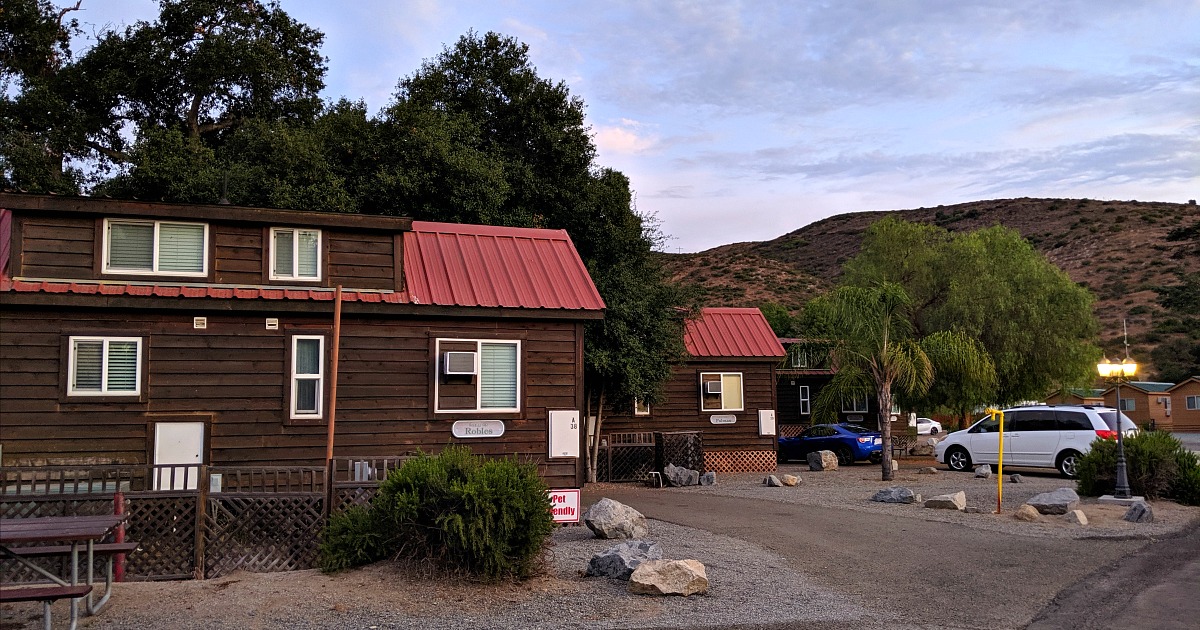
[434,339,520,412]
[104,219,207,276]
[291,336,324,419]
[271,228,321,280]
[68,336,142,396]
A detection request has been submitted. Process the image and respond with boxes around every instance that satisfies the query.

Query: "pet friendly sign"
[548,489,580,523]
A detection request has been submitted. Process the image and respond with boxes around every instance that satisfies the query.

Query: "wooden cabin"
[1044,388,1106,407]
[1167,377,1200,432]
[776,338,888,432]
[1101,381,1175,432]
[601,307,785,473]
[0,193,604,488]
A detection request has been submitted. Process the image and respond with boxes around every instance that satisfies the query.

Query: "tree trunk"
[586,386,606,484]
[878,387,894,481]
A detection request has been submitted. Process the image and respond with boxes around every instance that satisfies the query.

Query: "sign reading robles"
[451,420,505,438]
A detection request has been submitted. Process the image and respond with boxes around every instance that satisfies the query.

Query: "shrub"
[319,446,554,580]
[1076,431,1199,504]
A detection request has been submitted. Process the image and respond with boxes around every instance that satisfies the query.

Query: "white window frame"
[269,227,323,281]
[633,399,651,416]
[67,336,143,396]
[102,218,209,277]
[700,372,744,412]
[1187,395,1200,411]
[843,394,869,413]
[290,335,325,420]
[798,385,810,415]
[791,350,809,368]
[1119,398,1135,412]
[434,338,521,413]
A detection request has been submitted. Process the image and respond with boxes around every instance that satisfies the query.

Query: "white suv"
[935,405,1137,478]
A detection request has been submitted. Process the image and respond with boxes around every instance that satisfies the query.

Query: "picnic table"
[0,514,131,630]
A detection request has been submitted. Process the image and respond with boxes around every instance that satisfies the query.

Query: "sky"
[68,1,1200,252]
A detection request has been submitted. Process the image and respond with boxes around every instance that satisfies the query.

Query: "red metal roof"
[403,221,604,311]
[0,279,410,303]
[684,308,786,358]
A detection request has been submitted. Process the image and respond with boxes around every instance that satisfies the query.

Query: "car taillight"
[857,437,872,443]
[1095,430,1118,440]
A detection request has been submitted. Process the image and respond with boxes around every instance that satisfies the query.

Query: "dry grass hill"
[662,198,1200,380]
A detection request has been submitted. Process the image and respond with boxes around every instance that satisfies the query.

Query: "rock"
[699,471,716,486]
[764,475,782,487]
[663,463,700,487]
[808,450,838,471]
[1065,510,1089,525]
[1008,474,1023,484]
[1014,504,1042,522]
[925,437,940,446]
[916,467,939,475]
[780,474,800,486]
[974,464,992,478]
[1027,488,1080,515]
[890,460,900,472]
[871,486,916,504]
[964,506,986,514]
[584,498,650,539]
[908,444,935,456]
[924,491,967,511]
[914,493,923,503]
[629,559,708,596]
[586,540,663,580]
[1123,501,1154,523]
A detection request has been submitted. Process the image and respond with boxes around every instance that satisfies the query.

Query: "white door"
[154,422,205,490]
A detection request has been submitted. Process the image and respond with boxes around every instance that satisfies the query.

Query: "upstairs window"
[104,219,207,276]
[69,336,142,396]
[271,228,321,281]
[634,399,651,416]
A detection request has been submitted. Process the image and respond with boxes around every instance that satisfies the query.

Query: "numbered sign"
[548,410,581,458]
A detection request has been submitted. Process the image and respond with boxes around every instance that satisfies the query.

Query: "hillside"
[662,198,1200,379]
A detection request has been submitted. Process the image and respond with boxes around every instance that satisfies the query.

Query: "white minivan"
[935,405,1137,478]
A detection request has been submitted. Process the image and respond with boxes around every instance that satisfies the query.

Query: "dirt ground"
[3,457,1197,629]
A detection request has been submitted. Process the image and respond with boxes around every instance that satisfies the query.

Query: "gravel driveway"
[3,459,1195,629]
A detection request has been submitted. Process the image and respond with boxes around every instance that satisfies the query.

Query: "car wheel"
[836,447,854,466]
[931,428,939,434]
[946,446,972,472]
[1057,450,1083,478]
[868,452,882,464]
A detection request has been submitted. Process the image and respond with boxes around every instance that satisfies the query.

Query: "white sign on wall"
[451,420,505,439]
[758,409,777,436]
[548,410,581,458]
[548,489,580,523]
[710,415,737,425]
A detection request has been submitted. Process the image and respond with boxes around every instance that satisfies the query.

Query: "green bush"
[1076,431,1200,504]
[319,446,554,580]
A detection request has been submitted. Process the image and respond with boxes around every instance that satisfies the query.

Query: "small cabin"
[1167,377,1200,432]
[1044,388,1106,407]
[601,307,785,473]
[0,193,604,488]
[1101,381,1175,432]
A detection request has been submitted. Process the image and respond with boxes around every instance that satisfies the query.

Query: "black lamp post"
[1097,357,1137,499]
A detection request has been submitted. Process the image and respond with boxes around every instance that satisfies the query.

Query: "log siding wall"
[1,307,583,488]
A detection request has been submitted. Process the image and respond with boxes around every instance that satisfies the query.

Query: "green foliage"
[1148,273,1200,381]
[319,446,554,580]
[759,301,797,337]
[1076,432,1200,504]
[842,217,1100,405]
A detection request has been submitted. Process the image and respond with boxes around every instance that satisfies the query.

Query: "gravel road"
[3,460,1195,629]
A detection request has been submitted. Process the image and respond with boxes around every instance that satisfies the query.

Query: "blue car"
[778,423,883,465]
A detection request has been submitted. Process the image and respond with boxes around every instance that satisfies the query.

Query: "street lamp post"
[1097,357,1137,500]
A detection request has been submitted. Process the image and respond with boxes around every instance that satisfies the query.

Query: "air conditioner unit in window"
[704,380,723,395]
[443,351,478,375]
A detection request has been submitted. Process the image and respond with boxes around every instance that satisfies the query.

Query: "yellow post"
[987,408,1006,513]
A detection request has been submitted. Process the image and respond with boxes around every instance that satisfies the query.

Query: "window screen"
[70,337,141,395]
[480,342,518,409]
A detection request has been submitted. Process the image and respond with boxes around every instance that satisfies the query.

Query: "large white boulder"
[925,491,967,511]
[629,559,708,596]
[808,450,838,471]
[584,498,650,539]
[1027,488,1080,515]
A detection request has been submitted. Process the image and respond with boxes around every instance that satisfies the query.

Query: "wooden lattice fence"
[596,432,656,482]
[125,492,198,580]
[656,431,705,473]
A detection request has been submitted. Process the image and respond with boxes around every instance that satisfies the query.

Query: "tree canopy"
[840,217,1100,409]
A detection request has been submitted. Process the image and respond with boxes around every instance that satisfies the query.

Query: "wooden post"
[324,286,343,521]
[113,491,126,582]
[193,464,208,580]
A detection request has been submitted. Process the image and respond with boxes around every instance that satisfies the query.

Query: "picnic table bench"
[0,514,133,630]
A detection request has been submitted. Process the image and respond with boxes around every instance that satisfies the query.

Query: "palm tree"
[810,283,995,481]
